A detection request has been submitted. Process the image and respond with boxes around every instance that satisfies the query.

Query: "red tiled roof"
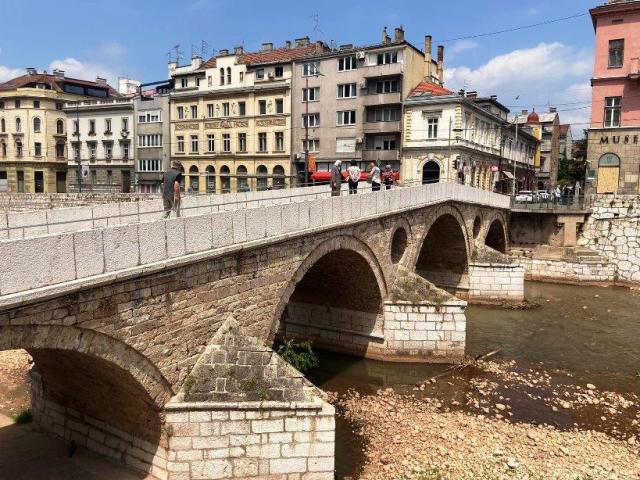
[408,81,453,97]
[0,72,119,96]
[202,57,217,69]
[558,124,570,136]
[238,43,329,66]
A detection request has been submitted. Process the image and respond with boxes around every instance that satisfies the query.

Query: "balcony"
[362,62,403,79]
[630,57,640,81]
[362,91,402,106]
[362,149,399,163]
[362,120,401,134]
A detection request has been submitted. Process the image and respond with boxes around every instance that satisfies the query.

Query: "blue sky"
[0,0,601,132]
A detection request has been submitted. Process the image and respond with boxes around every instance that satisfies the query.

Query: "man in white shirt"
[347,160,361,194]
[368,162,381,191]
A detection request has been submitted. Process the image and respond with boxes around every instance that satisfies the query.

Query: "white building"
[64,98,135,192]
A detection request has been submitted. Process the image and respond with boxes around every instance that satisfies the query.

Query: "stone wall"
[518,256,616,285]
[467,263,525,303]
[164,401,335,480]
[579,195,640,283]
[0,192,158,212]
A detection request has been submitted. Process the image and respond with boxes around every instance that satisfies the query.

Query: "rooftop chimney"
[285,40,292,49]
[53,69,65,80]
[394,25,405,42]
[26,67,37,76]
[521,109,529,115]
[95,76,107,85]
[339,44,353,51]
[219,49,229,56]
[295,37,310,47]
[466,90,478,98]
[458,89,465,96]
[549,106,557,113]
[234,46,244,55]
[261,42,273,52]
[424,35,433,80]
[382,27,391,44]
[436,45,445,82]
[490,95,497,101]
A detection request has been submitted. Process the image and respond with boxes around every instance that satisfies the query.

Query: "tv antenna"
[201,40,210,58]
[310,14,324,36]
[172,44,184,64]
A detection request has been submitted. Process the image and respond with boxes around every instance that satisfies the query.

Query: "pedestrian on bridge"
[368,162,381,192]
[383,164,395,190]
[162,161,183,218]
[347,160,361,195]
[331,160,342,197]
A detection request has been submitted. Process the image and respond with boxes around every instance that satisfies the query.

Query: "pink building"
[588,0,640,194]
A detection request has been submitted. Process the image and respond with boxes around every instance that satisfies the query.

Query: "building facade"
[402,86,539,192]
[559,124,573,161]
[134,83,172,193]
[169,40,325,194]
[291,27,442,176]
[0,69,118,193]
[64,98,134,192]
[587,0,640,194]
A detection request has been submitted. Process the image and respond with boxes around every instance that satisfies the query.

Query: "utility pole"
[76,103,82,193]
[513,114,519,196]
[304,74,309,185]
[498,124,504,193]
[448,117,452,183]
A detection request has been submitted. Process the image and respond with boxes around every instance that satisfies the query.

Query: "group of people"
[331,160,395,197]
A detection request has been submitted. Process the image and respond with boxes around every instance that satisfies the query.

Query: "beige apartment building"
[290,27,443,177]
[0,69,119,193]
[169,40,327,193]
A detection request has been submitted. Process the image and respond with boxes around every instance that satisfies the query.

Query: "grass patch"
[277,339,319,373]
[183,375,196,395]
[11,408,32,424]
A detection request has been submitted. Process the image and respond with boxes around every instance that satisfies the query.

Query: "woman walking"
[347,160,361,194]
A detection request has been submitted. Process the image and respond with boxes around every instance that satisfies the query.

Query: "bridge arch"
[485,217,507,253]
[272,235,388,355]
[414,207,470,292]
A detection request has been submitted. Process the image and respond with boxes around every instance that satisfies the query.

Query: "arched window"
[188,165,199,192]
[220,165,231,193]
[56,119,64,134]
[256,164,268,191]
[33,117,41,133]
[205,165,216,193]
[273,165,285,189]
[236,165,248,192]
[0,118,5,133]
[219,68,225,85]
[1,142,6,157]
[226,67,231,84]
[422,161,440,184]
[15,117,21,132]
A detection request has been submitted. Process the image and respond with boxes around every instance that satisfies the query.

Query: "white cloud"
[94,42,126,59]
[49,57,118,86]
[0,65,24,82]
[526,7,540,16]
[448,40,479,59]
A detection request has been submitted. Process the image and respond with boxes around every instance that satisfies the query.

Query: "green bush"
[277,339,319,373]
[11,408,32,424]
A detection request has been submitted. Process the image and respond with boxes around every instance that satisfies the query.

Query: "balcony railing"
[362,149,399,162]
[362,91,402,106]
[362,120,401,134]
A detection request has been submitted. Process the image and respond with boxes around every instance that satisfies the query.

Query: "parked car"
[536,190,550,201]
[515,190,535,203]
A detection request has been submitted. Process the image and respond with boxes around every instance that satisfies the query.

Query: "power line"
[438,13,589,43]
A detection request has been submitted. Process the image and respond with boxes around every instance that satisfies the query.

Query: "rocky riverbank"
[0,349,31,418]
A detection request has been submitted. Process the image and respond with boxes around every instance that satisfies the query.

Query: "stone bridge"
[0,183,522,480]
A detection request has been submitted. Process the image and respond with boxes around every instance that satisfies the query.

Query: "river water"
[307,282,640,478]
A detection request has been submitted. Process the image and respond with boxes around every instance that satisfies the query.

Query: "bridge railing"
[0,182,510,301]
[510,195,591,211]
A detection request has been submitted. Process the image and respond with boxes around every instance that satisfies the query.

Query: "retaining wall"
[467,263,525,303]
[519,256,616,285]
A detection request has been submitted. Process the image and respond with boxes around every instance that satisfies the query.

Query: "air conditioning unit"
[268,72,275,79]
[355,137,363,143]
[356,51,366,60]
[359,81,367,89]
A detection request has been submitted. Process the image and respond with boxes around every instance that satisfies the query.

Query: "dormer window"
[181,78,188,88]
[220,68,225,85]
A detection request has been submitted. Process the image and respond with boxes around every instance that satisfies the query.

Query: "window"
[303,113,320,127]
[190,105,198,119]
[367,108,399,122]
[222,133,231,152]
[17,171,24,192]
[275,99,283,114]
[15,117,21,132]
[336,138,356,153]
[107,170,113,184]
[56,143,64,158]
[227,67,231,84]
[238,101,246,116]
[337,83,357,98]
[73,143,80,159]
[219,68,225,85]
[181,78,188,88]
[55,119,63,134]
[138,134,162,147]
[376,51,398,65]
[122,117,129,131]
[275,66,284,77]
[177,106,185,119]
[137,111,161,123]
[177,136,185,153]
[604,96,622,127]
[190,135,199,153]
[427,118,439,139]
[91,170,97,184]
[105,118,112,132]
[208,76,212,87]
[258,132,267,152]
[238,133,247,152]
[0,101,4,109]
[372,136,397,150]
[303,62,319,76]
[34,142,42,156]
[222,102,230,117]
[336,110,356,126]
[207,134,215,152]
[0,118,4,132]
[256,69,265,80]
[122,142,130,159]
[89,142,97,158]
[105,142,113,158]
[338,56,357,71]
[15,100,20,108]
[239,72,244,82]
[138,159,161,172]
[1,142,5,157]
[302,139,319,152]
[275,131,284,151]
[376,79,399,93]
[55,102,63,111]
[609,39,624,68]
[207,103,214,118]
[33,100,40,108]
[259,100,267,115]
[89,119,96,134]
[302,87,320,102]
[73,120,79,134]
[33,117,41,132]
[16,141,23,156]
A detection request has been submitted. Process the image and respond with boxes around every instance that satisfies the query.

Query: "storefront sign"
[600,135,639,145]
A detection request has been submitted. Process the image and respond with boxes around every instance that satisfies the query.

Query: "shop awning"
[502,171,514,180]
